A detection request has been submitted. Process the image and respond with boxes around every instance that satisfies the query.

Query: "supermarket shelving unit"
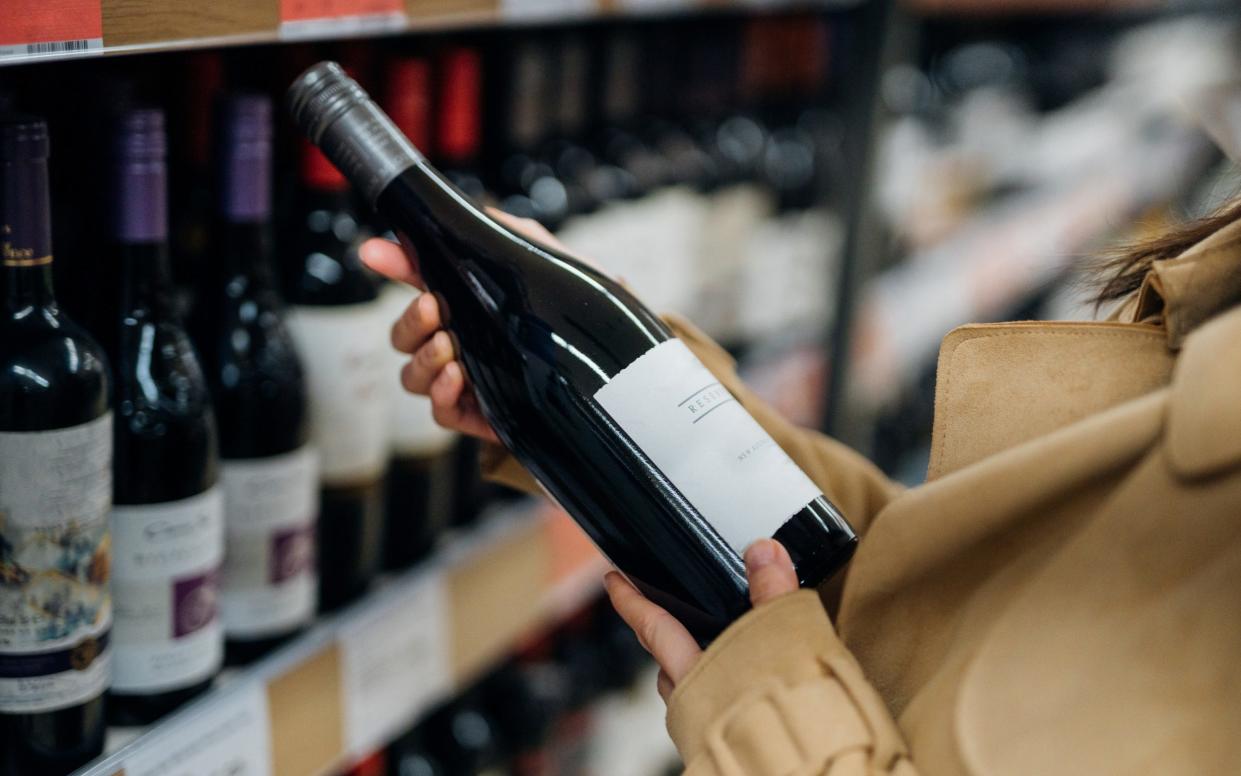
[2,1,876,774]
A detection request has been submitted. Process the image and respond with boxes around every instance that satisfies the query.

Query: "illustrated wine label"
[594,340,823,555]
[220,446,318,639]
[110,487,224,693]
[380,284,455,456]
[0,415,113,713]
[286,303,389,483]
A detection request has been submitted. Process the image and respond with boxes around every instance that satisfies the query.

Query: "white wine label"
[0,414,113,713]
[287,303,390,483]
[220,447,318,639]
[119,681,272,776]
[110,487,224,693]
[340,572,451,756]
[594,340,823,555]
[379,285,456,456]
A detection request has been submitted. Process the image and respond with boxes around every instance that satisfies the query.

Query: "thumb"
[744,539,799,606]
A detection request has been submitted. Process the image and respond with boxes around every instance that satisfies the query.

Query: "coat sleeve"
[480,313,902,538]
[667,590,921,776]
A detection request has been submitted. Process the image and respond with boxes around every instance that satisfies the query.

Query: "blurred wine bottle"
[283,140,388,612]
[105,108,224,726]
[380,56,458,569]
[195,95,317,664]
[0,113,112,776]
[433,45,491,529]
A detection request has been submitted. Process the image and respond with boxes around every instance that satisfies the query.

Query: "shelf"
[0,0,860,68]
[74,501,609,776]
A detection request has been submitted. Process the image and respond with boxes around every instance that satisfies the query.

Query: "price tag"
[280,0,406,38]
[339,572,452,757]
[119,682,272,776]
[0,0,102,60]
[500,0,595,20]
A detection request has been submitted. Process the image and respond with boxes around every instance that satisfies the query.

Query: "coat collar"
[1166,303,1241,478]
[1127,217,1241,349]
[928,216,1241,480]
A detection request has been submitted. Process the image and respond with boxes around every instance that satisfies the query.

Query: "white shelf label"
[119,682,272,776]
[339,573,452,756]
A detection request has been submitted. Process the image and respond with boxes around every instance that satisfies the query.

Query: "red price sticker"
[281,0,403,22]
[0,0,102,59]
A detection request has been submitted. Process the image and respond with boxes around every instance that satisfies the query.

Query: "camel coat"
[484,218,1241,775]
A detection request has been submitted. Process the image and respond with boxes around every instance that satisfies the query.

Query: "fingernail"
[744,540,776,569]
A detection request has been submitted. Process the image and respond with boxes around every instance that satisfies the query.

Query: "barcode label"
[0,38,102,60]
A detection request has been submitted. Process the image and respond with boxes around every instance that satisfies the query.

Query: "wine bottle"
[194,95,317,664]
[432,46,490,529]
[381,58,458,569]
[105,109,224,725]
[388,724,447,776]
[288,63,857,640]
[0,115,111,776]
[283,138,387,612]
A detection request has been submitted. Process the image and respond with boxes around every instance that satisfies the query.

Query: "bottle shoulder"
[0,310,111,430]
[114,316,213,419]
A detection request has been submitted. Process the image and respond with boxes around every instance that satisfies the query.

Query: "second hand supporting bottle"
[195,95,318,664]
[284,141,388,613]
[105,109,224,725]
[288,63,857,642]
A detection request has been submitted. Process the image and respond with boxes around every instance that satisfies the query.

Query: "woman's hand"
[359,209,565,443]
[604,538,801,702]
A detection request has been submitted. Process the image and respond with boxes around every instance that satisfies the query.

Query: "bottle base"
[0,700,106,776]
[225,631,300,666]
[107,676,215,727]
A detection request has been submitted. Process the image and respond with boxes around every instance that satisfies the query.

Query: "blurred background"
[2,0,1240,774]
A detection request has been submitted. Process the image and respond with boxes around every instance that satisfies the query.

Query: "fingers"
[656,669,675,702]
[400,330,455,395]
[359,237,424,289]
[604,571,701,685]
[744,539,800,607]
[392,292,442,355]
[428,362,500,443]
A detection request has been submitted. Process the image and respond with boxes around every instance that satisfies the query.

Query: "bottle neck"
[2,155,57,313]
[118,240,175,318]
[216,218,278,291]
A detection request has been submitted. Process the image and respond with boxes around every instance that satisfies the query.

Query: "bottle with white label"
[0,115,112,776]
[290,64,857,641]
[104,109,224,725]
[193,95,317,665]
[380,283,456,569]
[283,140,388,612]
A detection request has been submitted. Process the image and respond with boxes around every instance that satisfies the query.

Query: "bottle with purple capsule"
[192,95,316,665]
[283,137,388,613]
[105,108,223,725]
[0,114,112,776]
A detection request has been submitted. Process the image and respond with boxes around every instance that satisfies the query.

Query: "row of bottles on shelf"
[0,97,489,776]
[339,597,662,776]
[0,12,844,775]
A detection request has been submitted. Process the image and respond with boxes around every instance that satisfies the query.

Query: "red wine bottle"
[283,139,387,612]
[381,58,457,569]
[0,115,111,776]
[105,109,223,725]
[288,63,857,640]
[195,96,317,664]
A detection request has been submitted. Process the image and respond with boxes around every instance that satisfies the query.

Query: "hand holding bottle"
[360,209,565,444]
[605,538,800,702]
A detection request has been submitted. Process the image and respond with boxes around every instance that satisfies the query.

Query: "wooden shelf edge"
[72,500,609,776]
